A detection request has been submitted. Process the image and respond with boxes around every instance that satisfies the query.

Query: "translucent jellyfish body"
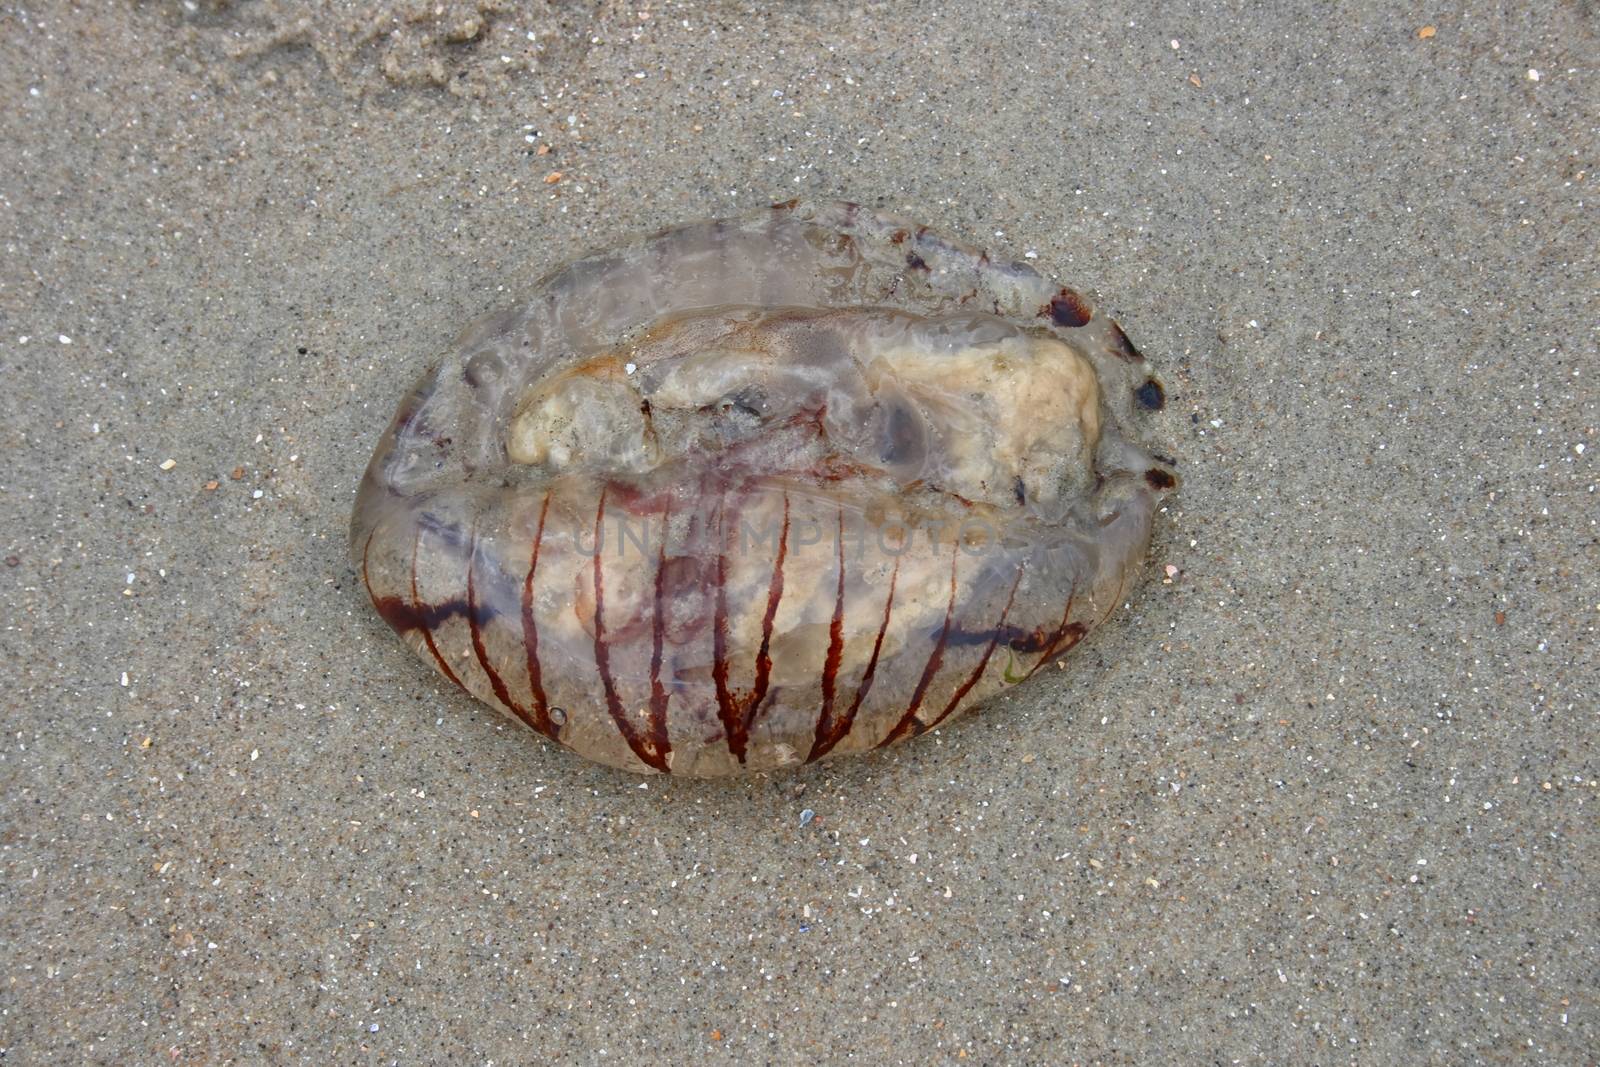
[351,201,1175,775]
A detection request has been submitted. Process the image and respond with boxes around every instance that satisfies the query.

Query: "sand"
[1,2,1594,1062]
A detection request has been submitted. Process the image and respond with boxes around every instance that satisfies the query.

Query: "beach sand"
[1,2,1594,1061]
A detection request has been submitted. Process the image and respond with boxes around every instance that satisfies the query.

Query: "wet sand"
[1,3,1594,1062]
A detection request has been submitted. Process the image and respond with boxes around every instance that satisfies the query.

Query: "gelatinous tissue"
[350,200,1176,775]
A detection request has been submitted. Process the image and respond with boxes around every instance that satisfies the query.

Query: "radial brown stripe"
[410,527,465,691]
[805,509,848,762]
[810,554,900,761]
[1027,587,1080,678]
[360,529,377,599]
[916,565,1026,737]
[878,543,961,747]
[711,496,737,758]
[645,500,673,762]
[591,486,671,772]
[465,524,538,733]
[713,493,791,763]
[520,493,558,740]
[742,494,790,742]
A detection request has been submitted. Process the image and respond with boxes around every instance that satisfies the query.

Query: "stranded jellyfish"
[350,200,1175,776]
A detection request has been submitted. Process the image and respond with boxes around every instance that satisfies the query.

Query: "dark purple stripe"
[806,510,849,762]
[466,523,533,730]
[520,493,558,740]
[1027,588,1082,678]
[409,529,465,690]
[739,494,790,755]
[918,566,1025,736]
[810,555,900,761]
[711,497,738,759]
[646,500,673,763]
[592,486,670,772]
[879,545,961,747]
